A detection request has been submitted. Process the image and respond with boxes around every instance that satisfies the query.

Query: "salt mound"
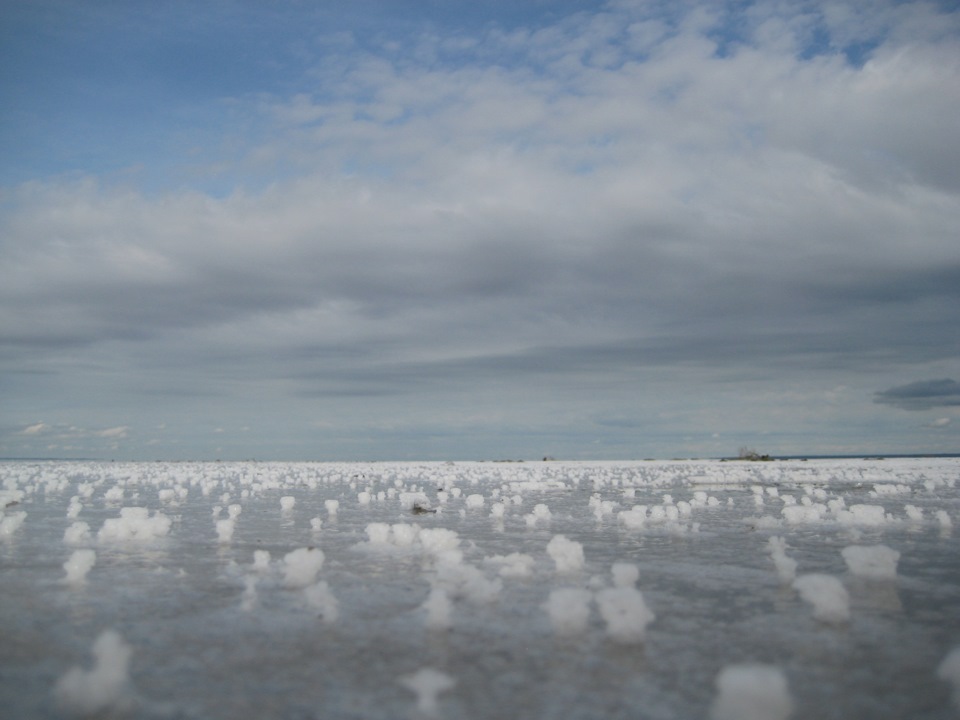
[422,587,453,630]
[252,550,271,572]
[216,518,235,543]
[525,503,552,527]
[283,547,325,588]
[841,544,900,580]
[547,534,585,573]
[483,552,535,578]
[544,588,593,635]
[767,536,797,583]
[365,522,391,545]
[240,576,259,612]
[280,496,296,511]
[98,507,171,541]
[435,561,502,604]
[0,510,27,539]
[53,630,134,716]
[391,523,419,547]
[618,505,647,529]
[419,527,460,556]
[399,667,455,716]
[595,587,655,643]
[793,574,849,623]
[465,493,485,508]
[63,549,97,585]
[710,664,793,720]
[63,521,92,545]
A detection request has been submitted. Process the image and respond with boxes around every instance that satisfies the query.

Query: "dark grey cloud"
[875,379,960,411]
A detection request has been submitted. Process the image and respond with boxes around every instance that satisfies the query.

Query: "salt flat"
[1,458,959,719]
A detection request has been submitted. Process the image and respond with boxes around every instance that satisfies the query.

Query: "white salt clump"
[547,534,585,573]
[938,646,960,709]
[465,493,485,508]
[483,552,535,578]
[98,508,171,541]
[793,574,849,623]
[63,549,97,585]
[227,504,242,519]
[303,581,339,622]
[545,588,593,635]
[767,536,797,583]
[216,518,235,543]
[53,630,134,716]
[0,510,27,539]
[280,495,296,511]
[422,587,453,630]
[419,527,461,557]
[103,486,124,503]
[365,522,391,545]
[283,547,325,588]
[391,523,420,547]
[399,668,455,716]
[357,491,371,505]
[525,503,552,526]
[612,562,640,588]
[904,504,923,521]
[252,550,271,572]
[240,576,258,611]
[310,517,323,532]
[490,502,506,519]
[841,544,900,580]
[595,587,655,643]
[619,505,648,529]
[64,521,92,545]
[66,497,83,519]
[435,561,502,604]
[325,499,340,516]
[710,664,793,720]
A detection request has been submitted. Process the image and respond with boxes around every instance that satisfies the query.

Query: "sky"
[1,0,959,461]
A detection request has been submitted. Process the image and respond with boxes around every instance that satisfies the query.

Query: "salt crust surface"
[841,544,900,580]
[1,458,959,719]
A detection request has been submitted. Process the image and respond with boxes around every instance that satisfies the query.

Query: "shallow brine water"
[1,458,959,719]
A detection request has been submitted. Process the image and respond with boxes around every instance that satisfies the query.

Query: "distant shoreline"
[2,453,959,463]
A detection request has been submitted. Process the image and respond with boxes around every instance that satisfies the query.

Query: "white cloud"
[21,422,48,435]
[1,0,959,459]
